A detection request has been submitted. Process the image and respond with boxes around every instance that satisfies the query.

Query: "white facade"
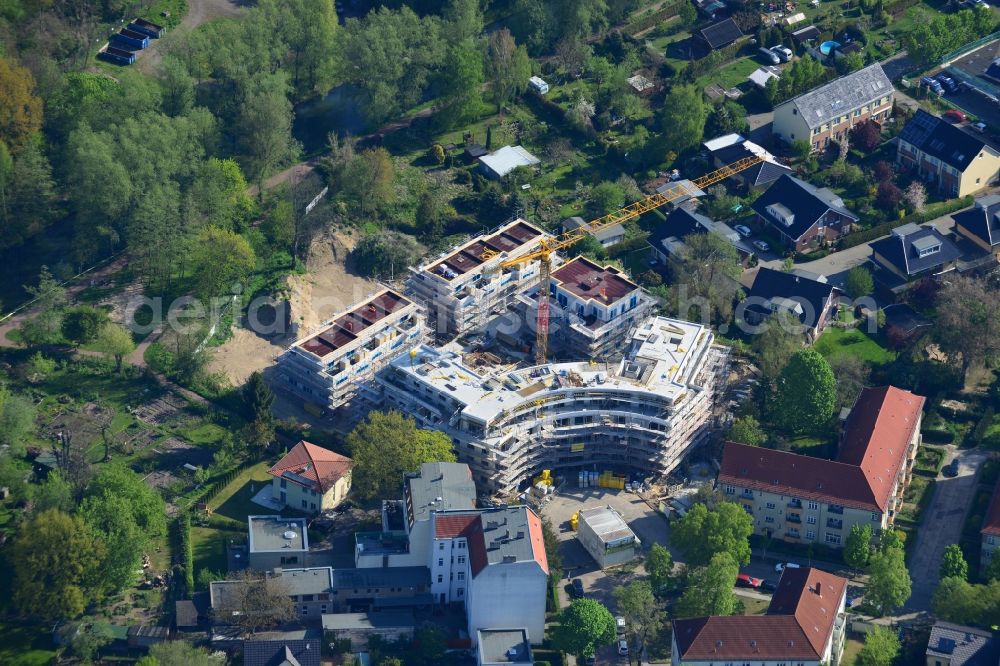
[467,560,547,646]
[375,316,728,495]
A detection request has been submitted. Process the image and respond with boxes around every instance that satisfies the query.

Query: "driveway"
[905,446,990,610]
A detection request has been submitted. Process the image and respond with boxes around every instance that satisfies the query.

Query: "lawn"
[696,57,760,90]
[814,327,896,365]
[207,460,279,525]
[0,624,58,666]
[788,436,836,459]
[178,422,229,446]
[191,525,237,580]
[914,445,946,476]
[842,637,865,666]
[738,595,770,615]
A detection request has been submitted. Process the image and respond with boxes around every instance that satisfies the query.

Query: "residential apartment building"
[981,479,1000,577]
[719,386,925,546]
[954,193,1000,259]
[752,175,858,252]
[898,110,1000,198]
[276,289,425,411]
[267,440,353,514]
[405,219,553,340]
[356,463,548,646]
[510,256,657,360]
[773,63,894,152]
[375,316,728,495]
[672,567,848,666]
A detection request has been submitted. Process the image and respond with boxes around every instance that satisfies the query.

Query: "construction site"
[271,157,769,498]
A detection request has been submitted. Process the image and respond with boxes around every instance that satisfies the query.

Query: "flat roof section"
[478,628,533,664]
[249,515,308,552]
[427,220,544,281]
[298,289,410,359]
[551,256,638,306]
[578,506,635,544]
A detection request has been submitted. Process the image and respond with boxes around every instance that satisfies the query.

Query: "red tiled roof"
[839,386,925,511]
[267,441,353,494]
[674,567,847,661]
[983,479,1000,536]
[551,256,638,306]
[526,509,550,576]
[720,386,924,512]
[434,512,480,539]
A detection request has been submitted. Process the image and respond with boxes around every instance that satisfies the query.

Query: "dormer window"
[912,235,942,258]
[767,203,795,227]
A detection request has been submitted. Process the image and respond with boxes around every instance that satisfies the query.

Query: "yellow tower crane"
[494,154,764,364]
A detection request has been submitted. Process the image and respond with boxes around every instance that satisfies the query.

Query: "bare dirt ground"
[137,0,243,74]
[208,228,377,386]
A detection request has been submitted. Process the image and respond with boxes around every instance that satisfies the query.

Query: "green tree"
[671,502,753,567]
[728,415,766,446]
[674,232,743,323]
[412,625,447,666]
[857,626,901,666]
[243,371,275,424]
[750,310,804,382]
[932,576,1000,625]
[679,0,698,24]
[591,181,626,215]
[61,305,111,346]
[829,353,870,412]
[486,28,532,113]
[351,231,423,279]
[340,147,396,216]
[660,85,707,155]
[613,581,664,652]
[0,391,36,455]
[82,492,148,595]
[646,543,674,594]
[775,349,836,433]
[705,99,749,137]
[940,544,969,581]
[437,38,484,128]
[93,323,136,374]
[867,544,911,615]
[551,598,618,659]
[1,139,56,250]
[844,523,872,572]
[676,552,739,618]
[0,56,43,153]
[444,0,484,42]
[17,265,67,346]
[845,266,875,300]
[58,622,115,662]
[12,509,105,620]
[987,553,1000,581]
[189,226,257,300]
[238,90,298,189]
[30,470,74,513]
[347,411,457,500]
[158,56,196,117]
[934,275,1000,385]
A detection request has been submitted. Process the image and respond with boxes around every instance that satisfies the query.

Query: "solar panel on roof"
[937,637,956,654]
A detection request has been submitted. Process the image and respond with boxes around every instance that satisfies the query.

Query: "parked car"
[972,121,988,133]
[758,47,781,65]
[771,44,793,62]
[775,562,801,573]
[937,74,959,93]
[617,639,629,656]
[944,109,966,122]
[737,573,764,589]
[753,239,771,252]
[616,616,627,635]
[571,578,584,598]
[734,224,752,238]
[943,460,960,477]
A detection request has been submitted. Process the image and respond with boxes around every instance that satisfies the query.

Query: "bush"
[921,429,955,444]
[839,196,974,249]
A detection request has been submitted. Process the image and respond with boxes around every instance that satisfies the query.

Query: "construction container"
[128,18,165,38]
[112,28,149,49]
[98,45,136,65]
[597,471,627,490]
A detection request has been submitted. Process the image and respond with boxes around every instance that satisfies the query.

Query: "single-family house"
[740,267,839,340]
[926,622,998,666]
[869,223,961,282]
[478,145,540,180]
[704,133,793,192]
[773,63,894,152]
[719,385,925,545]
[647,207,751,264]
[953,194,1000,259]
[791,25,821,44]
[242,631,322,666]
[672,567,848,666]
[562,216,625,247]
[267,440,353,514]
[897,110,1000,197]
[698,18,743,50]
[751,174,858,251]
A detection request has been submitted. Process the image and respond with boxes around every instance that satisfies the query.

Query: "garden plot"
[133,394,187,426]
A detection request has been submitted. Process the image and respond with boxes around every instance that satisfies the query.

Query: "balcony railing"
[827,518,843,530]
[784,531,800,539]
[787,500,803,509]
[786,514,802,524]
[828,505,844,515]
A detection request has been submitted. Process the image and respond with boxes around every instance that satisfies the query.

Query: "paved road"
[905,446,990,610]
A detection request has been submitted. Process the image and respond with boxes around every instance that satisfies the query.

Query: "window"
[806,530,816,540]
[458,541,466,549]
[438,558,444,567]
[825,532,842,545]
[765,516,775,523]
[808,501,818,510]
[807,516,817,525]
[280,479,287,489]
[766,502,776,509]
[872,513,880,521]
[301,594,313,601]
[439,542,445,550]
[725,485,735,495]
[457,572,465,580]
[457,587,464,598]
[437,575,443,583]
[989,536,996,545]
[743,488,753,496]
[301,606,308,615]
[301,500,308,508]
[457,555,466,564]
[743,504,753,514]
[321,605,327,613]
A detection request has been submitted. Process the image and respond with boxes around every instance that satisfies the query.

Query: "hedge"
[839,196,973,249]
[921,429,955,444]
[177,512,195,597]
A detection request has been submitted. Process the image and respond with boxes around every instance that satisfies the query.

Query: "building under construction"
[372,316,729,495]
[405,219,556,341]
